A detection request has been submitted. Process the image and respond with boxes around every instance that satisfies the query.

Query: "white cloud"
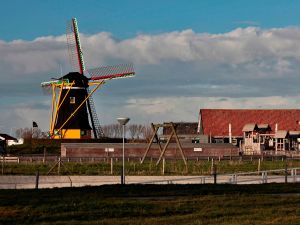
[121,95,300,124]
[2,26,300,77]
[1,26,300,133]
[0,35,68,75]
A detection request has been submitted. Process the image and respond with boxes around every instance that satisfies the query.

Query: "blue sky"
[1,0,300,41]
[1,0,300,134]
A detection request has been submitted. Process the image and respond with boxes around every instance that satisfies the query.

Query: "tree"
[113,124,122,138]
[141,124,152,142]
[103,123,151,140]
[102,124,114,138]
[15,127,46,139]
[128,124,139,139]
[102,124,123,138]
[136,124,144,139]
[15,127,32,139]
[128,124,146,140]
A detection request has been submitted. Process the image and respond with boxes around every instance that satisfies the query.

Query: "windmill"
[41,18,135,139]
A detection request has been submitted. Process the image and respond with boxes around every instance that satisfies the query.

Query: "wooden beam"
[140,124,159,164]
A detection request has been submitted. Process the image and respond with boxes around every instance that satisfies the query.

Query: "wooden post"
[171,123,187,166]
[292,169,297,183]
[43,146,46,164]
[213,164,217,184]
[285,160,288,184]
[162,158,165,175]
[58,157,61,175]
[141,124,160,163]
[258,158,261,172]
[35,170,39,189]
[1,156,4,175]
[121,167,124,185]
[110,158,113,175]
[156,129,174,165]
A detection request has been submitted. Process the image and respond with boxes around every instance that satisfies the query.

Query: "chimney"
[229,123,232,144]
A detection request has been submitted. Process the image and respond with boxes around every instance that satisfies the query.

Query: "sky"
[1,0,300,134]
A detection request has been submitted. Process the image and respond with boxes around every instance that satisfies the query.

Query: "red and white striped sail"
[66,18,85,74]
[88,63,135,81]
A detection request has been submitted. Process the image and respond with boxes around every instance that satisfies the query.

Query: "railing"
[0,156,20,163]
[0,168,299,189]
[138,168,300,185]
[5,154,300,164]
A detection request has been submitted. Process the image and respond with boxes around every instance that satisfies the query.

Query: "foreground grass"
[1,184,300,225]
[2,159,300,176]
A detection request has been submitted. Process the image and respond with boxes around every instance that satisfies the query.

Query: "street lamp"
[117,117,130,185]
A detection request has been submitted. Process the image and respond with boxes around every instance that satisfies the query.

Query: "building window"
[70,97,75,104]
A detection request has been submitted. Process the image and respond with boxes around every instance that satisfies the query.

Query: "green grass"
[1,184,300,224]
[2,159,300,176]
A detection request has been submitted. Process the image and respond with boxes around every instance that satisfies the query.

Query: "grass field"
[1,184,300,225]
[2,159,300,176]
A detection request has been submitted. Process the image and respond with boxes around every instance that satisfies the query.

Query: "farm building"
[198,109,300,155]
[0,134,17,154]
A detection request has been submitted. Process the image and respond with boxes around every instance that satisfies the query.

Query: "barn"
[198,109,300,155]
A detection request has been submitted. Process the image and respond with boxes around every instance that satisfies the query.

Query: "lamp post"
[117,117,130,185]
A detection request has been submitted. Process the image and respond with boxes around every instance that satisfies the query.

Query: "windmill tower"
[41,18,135,139]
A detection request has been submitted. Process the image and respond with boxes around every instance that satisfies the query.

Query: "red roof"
[199,109,300,137]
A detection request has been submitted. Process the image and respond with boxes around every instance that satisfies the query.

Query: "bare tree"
[113,124,122,138]
[15,127,46,139]
[128,124,139,139]
[102,124,123,138]
[141,124,152,142]
[15,127,32,139]
[102,124,114,138]
[32,128,45,139]
[136,124,144,139]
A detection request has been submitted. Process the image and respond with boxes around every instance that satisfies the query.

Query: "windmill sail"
[66,18,85,74]
[86,88,105,138]
[88,63,135,81]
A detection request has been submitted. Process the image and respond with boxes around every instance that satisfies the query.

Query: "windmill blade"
[88,63,135,81]
[41,79,70,87]
[66,18,85,74]
[41,80,58,87]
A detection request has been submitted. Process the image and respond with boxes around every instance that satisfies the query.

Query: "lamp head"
[117,117,130,126]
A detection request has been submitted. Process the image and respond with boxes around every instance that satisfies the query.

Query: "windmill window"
[70,97,75,104]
